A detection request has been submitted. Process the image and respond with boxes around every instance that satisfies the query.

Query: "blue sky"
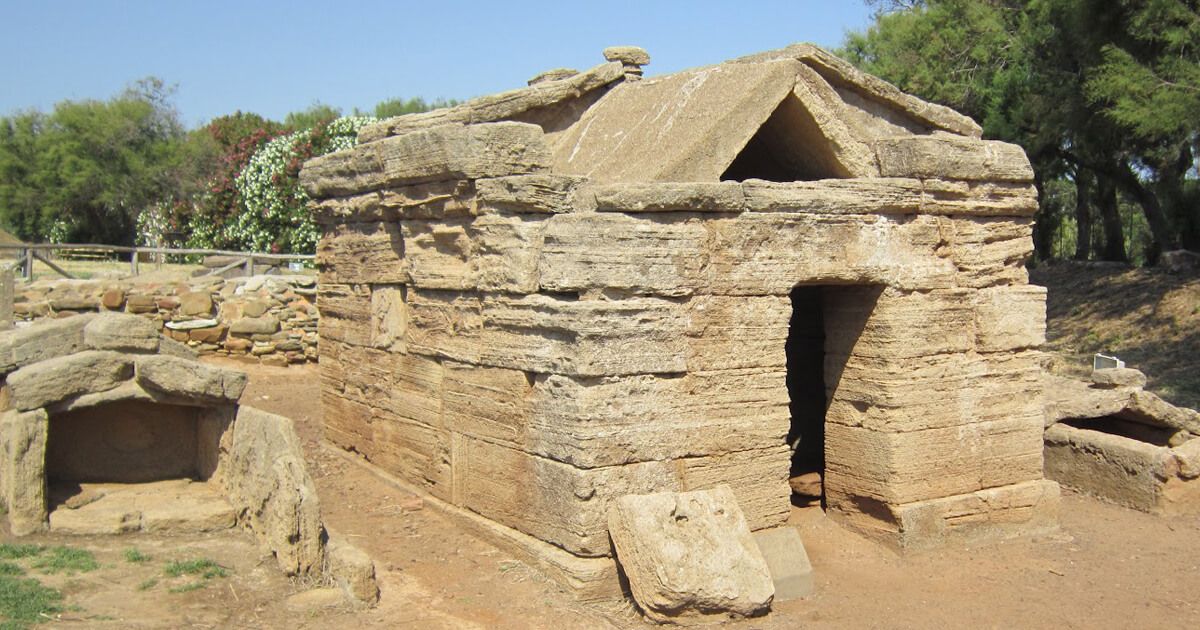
[0,1,876,128]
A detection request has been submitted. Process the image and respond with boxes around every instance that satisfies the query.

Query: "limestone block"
[311,181,475,224]
[685,295,790,370]
[541,212,958,295]
[451,436,788,557]
[974,285,1046,352]
[125,294,157,314]
[134,355,247,403]
[160,337,199,360]
[469,213,546,293]
[6,350,132,411]
[83,312,160,353]
[1043,374,1128,425]
[591,182,746,213]
[405,289,482,363]
[825,414,1044,506]
[369,284,407,351]
[752,527,814,601]
[1090,367,1147,389]
[539,213,708,297]
[222,406,324,575]
[740,178,922,214]
[790,63,881,178]
[326,534,380,604]
[536,370,787,467]
[872,480,1059,550]
[1044,423,1177,513]
[321,389,376,462]
[875,135,1034,182]
[0,314,94,375]
[318,283,372,347]
[300,122,549,197]
[228,316,280,336]
[937,217,1034,288]
[402,219,473,290]
[825,288,976,360]
[477,294,687,376]
[1121,390,1200,436]
[607,486,774,624]
[178,292,214,317]
[317,220,408,285]
[921,180,1039,217]
[1,409,48,535]
[476,174,586,214]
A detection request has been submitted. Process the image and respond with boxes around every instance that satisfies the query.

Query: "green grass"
[0,565,22,578]
[123,548,150,564]
[29,547,97,575]
[0,575,63,629]
[136,578,158,591]
[0,546,42,561]
[167,582,208,594]
[163,559,227,580]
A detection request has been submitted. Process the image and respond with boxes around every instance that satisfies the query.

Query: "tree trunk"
[1116,160,1176,262]
[1095,175,1126,262]
[1074,170,1092,261]
[1031,171,1056,261]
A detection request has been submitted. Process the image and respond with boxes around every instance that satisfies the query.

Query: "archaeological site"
[299,43,1066,615]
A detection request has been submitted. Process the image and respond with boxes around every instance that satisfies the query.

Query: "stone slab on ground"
[607,485,774,625]
[752,527,814,601]
[47,480,237,535]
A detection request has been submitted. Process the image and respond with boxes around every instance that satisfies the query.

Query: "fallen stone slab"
[0,314,94,375]
[164,318,220,331]
[753,527,814,601]
[607,486,774,625]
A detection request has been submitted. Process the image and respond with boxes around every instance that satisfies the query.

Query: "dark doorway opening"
[787,286,827,504]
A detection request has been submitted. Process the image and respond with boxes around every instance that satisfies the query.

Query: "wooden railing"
[0,244,315,281]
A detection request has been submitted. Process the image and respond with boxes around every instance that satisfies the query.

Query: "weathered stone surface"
[100,288,126,310]
[1,409,48,535]
[0,314,94,375]
[317,220,408,285]
[608,486,774,624]
[603,45,650,66]
[229,315,279,335]
[1045,424,1200,514]
[326,534,380,604]
[1090,367,1148,389]
[159,337,199,360]
[177,291,213,316]
[973,284,1046,352]
[222,406,324,575]
[83,312,160,353]
[6,351,132,411]
[477,174,585,214]
[753,527,814,601]
[134,355,247,403]
[301,122,549,197]
[125,294,158,314]
[165,318,220,331]
[875,135,1034,182]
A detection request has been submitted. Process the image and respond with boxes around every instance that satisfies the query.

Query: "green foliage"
[284,103,342,131]
[30,547,98,575]
[136,578,158,591]
[123,548,150,564]
[163,558,228,579]
[0,575,63,629]
[0,564,22,577]
[0,546,42,561]
[370,96,460,119]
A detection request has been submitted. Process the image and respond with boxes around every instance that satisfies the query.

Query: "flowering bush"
[220,115,373,254]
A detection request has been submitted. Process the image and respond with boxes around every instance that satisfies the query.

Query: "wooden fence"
[0,243,315,281]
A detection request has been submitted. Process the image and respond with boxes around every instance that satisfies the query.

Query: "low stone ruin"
[13,274,319,365]
[1044,368,1200,513]
[0,313,376,604]
[300,43,1057,618]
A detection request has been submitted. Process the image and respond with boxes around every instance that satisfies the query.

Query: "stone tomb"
[301,44,1060,599]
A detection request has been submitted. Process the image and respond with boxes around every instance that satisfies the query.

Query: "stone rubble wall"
[12,274,319,366]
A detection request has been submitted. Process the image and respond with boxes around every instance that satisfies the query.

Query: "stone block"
[125,294,158,314]
[607,486,774,624]
[6,350,132,411]
[974,284,1046,352]
[317,220,408,285]
[317,283,371,347]
[1090,367,1147,389]
[938,217,1034,288]
[229,315,279,336]
[752,527,814,601]
[875,135,1034,182]
[326,534,379,604]
[178,291,213,317]
[134,355,247,403]
[1,409,48,535]
[0,314,94,375]
[84,312,160,353]
[300,122,550,197]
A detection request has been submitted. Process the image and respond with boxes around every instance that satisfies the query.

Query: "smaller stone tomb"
[1044,368,1200,514]
[0,313,326,579]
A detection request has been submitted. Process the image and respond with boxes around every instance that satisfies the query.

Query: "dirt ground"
[4,262,1200,628]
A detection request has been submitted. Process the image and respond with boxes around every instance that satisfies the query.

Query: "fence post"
[21,248,32,281]
[0,267,12,329]
[130,247,139,277]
